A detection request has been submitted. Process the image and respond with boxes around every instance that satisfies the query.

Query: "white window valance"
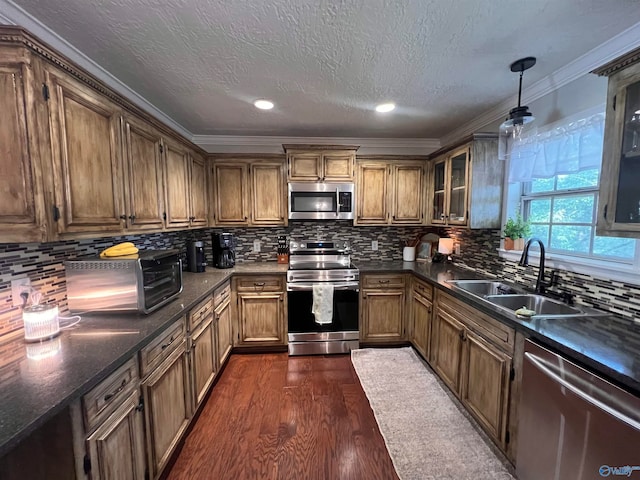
[508,112,605,183]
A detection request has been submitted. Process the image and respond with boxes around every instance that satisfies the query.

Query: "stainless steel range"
[286,240,359,355]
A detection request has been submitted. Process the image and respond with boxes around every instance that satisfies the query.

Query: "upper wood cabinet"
[427,134,503,228]
[285,145,357,182]
[122,114,165,231]
[163,139,191,229]
[595,49,640,237]
[251,162,286,224]
[211,158,286,227]
[45,66,126,236]
[355,159,425,225]
[189,152,208,227]
[0,27,208,242]
[0,47,49,242]
[211,162,248,225]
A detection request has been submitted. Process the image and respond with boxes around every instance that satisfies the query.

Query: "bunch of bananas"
[100,242,139,258]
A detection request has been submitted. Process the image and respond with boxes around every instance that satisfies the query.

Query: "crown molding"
[0,0,192,140]
[192,135,441,155]
[0,9,13,24]
[440,20,640,146]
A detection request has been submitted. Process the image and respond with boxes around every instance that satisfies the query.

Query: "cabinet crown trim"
[592,46,640,77]
[283,144,360,152]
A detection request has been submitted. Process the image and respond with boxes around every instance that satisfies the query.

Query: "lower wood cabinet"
[189,317,216,408]
[69,356,145,480]
[141,339,191,480]
[410,288,433,360]
[360,274,406,343]
[214,283,233,369]
[187,296,217,410]
[460,330,512,444]
[234,276,286,347]
[432,290,515,453]
[432,306,465,392]
[85,390,146,480]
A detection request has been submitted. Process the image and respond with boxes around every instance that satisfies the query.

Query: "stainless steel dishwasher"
[516,340,640,480]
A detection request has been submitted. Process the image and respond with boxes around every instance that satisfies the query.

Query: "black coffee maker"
[212,233,235,269]
[186,240,207,272]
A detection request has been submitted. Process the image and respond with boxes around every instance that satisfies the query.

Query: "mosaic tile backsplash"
[0,222,639,339]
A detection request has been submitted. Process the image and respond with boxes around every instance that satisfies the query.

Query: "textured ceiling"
[10,0,640,138]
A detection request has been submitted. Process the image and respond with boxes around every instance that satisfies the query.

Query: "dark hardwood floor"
[167,353,399,480]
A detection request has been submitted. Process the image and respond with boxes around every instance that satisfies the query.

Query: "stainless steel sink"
[447,279,607,319]
[446,279,521,296]
[484,294,584,316]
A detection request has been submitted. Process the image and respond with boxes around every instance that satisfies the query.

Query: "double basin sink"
[446,279,605,320]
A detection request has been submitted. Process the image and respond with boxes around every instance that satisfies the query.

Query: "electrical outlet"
[253,240,261,252]
[454,243,461,255]
[371,240,378,251]
[11,278,31,307]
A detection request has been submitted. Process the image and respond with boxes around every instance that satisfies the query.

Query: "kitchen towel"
[312,283,334,325]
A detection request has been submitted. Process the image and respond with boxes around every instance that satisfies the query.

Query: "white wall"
[481,73,608,132]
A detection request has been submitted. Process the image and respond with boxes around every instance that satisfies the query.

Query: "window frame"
[499,106,640,284]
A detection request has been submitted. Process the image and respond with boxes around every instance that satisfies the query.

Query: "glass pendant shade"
[498,109,537,161]
[497,57,537,161]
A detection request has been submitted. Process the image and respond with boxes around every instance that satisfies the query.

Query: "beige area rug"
[351,347,515,480]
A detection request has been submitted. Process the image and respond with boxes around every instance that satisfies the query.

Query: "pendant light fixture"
[498,56,537,161]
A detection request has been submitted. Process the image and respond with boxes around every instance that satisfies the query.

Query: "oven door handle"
[287,282,359,291]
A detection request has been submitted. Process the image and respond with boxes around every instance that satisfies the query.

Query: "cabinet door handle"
[440,213,445,220]
[459,330,465,341]
[103,379,127,402]
[135,397,144,412]
[161,335,176,350]
[119,214,127,220]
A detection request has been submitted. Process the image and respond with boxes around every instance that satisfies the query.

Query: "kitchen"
[1,1,640,479]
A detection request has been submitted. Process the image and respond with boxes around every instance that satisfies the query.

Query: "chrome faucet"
[518,238,555,293]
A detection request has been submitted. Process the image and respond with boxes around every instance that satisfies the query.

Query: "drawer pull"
[254,282,266,287]
[161,335,176,350]
[103,379,127,402]
[378,280,390,284]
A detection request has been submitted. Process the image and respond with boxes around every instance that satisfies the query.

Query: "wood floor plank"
[166,353,398,480]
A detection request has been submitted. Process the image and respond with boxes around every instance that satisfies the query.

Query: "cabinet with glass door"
[596,50,640,236]
[427,134,503,229]
[430,147,469,226]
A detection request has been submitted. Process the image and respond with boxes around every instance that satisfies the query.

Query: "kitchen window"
[502,107,640,282]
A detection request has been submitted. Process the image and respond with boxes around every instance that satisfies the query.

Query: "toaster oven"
[65,250,183,314]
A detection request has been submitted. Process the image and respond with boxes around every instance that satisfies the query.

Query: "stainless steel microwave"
[65,250,183,314]
[288,182,355,220]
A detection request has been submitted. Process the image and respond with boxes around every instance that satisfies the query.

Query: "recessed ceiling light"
[375,103,396,113]
[254,99,274,110]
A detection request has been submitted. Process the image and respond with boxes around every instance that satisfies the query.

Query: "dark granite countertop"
[357,260,640,396]
[1,259,639,458]
[0,264,287,457]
